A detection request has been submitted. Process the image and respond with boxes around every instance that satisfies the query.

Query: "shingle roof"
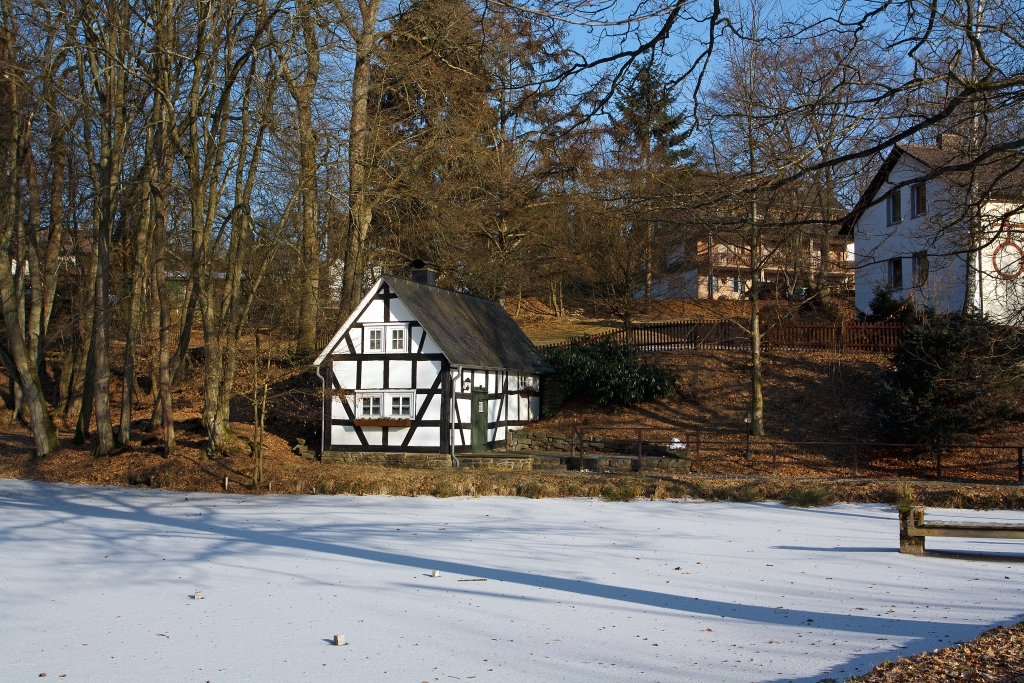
[383,276,554,374]
[843,143,1024,233]
[900,143,1024,198]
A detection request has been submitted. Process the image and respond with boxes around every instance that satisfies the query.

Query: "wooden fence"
[538,320,906,354]
[565,425,1024,484]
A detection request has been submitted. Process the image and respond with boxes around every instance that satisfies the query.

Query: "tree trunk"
[119,154,156,444]
[90,207,115,454]
[338,10,380,315]
[66,239,97,423]
[749,286,764,437]
[0,264,61,456]
[0,77,60,455]
[288,0,321,357]
[152,221,175,456]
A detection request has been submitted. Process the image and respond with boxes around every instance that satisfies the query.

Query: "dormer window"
[391,327,405,351]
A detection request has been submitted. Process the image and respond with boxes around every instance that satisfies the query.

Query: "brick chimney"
[409,259,439,286]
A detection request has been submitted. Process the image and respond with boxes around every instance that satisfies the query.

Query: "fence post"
[1018,447,1022,485]
[579,427,585,472]
[637,429,643,473]
[694,431,701,475]
[851,444,858,478]
[570,426,576,470]
[771,443,777,476]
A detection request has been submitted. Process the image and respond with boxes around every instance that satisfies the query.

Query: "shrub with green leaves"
[876,314,1024,446]
[866,284,919,324]
[545,339,674,408]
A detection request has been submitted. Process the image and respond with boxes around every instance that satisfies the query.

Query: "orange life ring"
[992,240,1024,279]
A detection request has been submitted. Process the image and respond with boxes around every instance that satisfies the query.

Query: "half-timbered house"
[314,270,553,456]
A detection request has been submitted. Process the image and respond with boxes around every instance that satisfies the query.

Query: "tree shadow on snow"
[2,481,1019,682]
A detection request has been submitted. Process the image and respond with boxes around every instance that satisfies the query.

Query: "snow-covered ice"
[1,479,1022,682]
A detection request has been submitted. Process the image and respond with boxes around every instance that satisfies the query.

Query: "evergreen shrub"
[545,339,674,408]
[876,314,1024,446]
[866,284,919,324]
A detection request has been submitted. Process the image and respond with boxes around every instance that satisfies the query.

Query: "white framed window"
[365,327,383,352]
[910,183,927,217]
[732,276,741,293]
[887,191,902,225]
[355,392,414,419]
[357,393,382,417]
[390,394,412,417]
[390,326,405,351]
[887,258,903,290]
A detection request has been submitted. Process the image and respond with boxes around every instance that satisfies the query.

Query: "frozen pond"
[1,479,1021,682]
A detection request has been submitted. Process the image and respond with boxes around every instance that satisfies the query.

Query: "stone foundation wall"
[320,452,453,469]
[509,429,686,457]
[532,453,691,473]
[456,455,533,471]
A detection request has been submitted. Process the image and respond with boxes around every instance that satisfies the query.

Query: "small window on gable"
[391,394,412,417]
[887,191,902,225]
[358,394,381,417]
[390,327,405,351]
[366,327,383,352]
[911,183,927,217]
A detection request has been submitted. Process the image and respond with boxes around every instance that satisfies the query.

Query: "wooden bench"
[899,506,1024,554]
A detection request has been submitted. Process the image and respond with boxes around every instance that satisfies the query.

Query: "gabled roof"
[844,142,1024,232]
[316,276,554,374]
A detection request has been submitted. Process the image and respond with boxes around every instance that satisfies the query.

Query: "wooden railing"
[538,320,907,354]
[564,425,1024,484]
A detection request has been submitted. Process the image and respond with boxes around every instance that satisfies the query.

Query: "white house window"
[356,392,413,419]
[732,276,741,293]
[366,327,383,352]
[887,191,902,225]
[390,327,405,351]
[358,393,382,417]
[390,394,412,417]
[910,183,927,217]
[887,258,904,289]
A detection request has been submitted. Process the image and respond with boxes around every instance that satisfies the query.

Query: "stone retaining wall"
[532,453,691,473]
[456,455,533,471]
[320,452,453,469]
[509,429,684,457]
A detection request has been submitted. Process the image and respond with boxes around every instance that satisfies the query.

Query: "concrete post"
[899,507,925,554]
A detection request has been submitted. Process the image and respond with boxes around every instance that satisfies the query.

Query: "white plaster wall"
[331,424,361,446]
[420,333,441,354]
[389,298,415,322]
[361,299,385,322]
[417,360,442,388]
[333,361,357,391]
[407,427,440,448]
[420,393,441,421]
[390,361,413,389]
[361,361,384,389]
[855,155,968,314]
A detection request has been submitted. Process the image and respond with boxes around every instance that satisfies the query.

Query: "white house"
[851,138,1024,320]
[313,265,552,456]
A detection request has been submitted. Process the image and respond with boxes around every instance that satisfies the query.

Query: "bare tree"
[0,3,60,455]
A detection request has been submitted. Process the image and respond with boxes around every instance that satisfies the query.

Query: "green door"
[471,390,487,452]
